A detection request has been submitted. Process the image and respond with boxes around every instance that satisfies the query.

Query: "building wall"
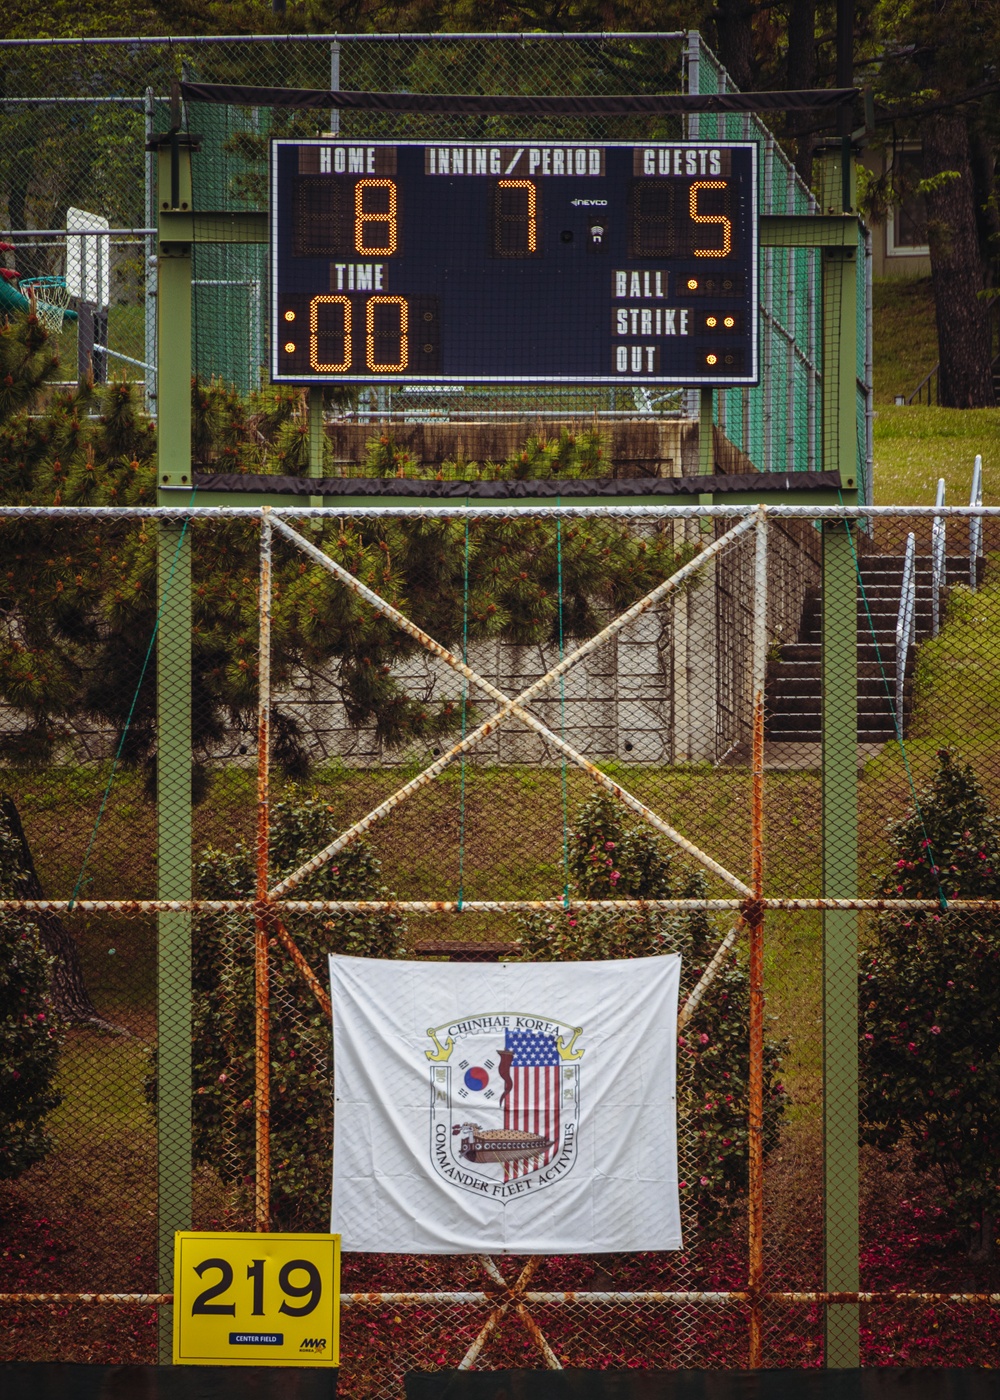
[265,517,821,771]
[861,146,932,280]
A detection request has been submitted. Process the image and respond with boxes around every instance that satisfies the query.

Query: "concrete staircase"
[764,553,975,746]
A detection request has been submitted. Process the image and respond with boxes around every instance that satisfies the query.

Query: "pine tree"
[1,311,686,781]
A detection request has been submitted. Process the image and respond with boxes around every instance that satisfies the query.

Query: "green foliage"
[0,804,62,1181]
[188,790,406,1229]
[362,426,607,482]
[861,750,1000,1251]
[517,792,787,1238]
[504,428,606,480]
[0,331,160,767]
[0,332,684,779]
[0,307,60,428]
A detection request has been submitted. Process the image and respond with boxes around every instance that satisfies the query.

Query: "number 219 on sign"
[173,1231,340,1367]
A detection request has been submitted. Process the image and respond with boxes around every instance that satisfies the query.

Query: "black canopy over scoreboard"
[270,139,758,388]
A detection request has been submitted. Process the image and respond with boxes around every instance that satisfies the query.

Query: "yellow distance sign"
[173,1231,340,1367]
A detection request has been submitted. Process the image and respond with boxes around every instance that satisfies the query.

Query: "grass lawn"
[871,274,1000,509]
[871,277,939,406]
[874,406,1000,507]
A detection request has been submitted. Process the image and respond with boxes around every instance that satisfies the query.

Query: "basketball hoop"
[20,275,71,334]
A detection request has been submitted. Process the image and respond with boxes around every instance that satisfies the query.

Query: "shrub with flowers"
[861,749,1000,1261]
[0,801,61,1180]
[167,790,405,1229]
[516,792,787,1238]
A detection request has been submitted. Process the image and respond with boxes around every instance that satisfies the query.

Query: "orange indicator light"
[284,310,296,322]
[687,278,698,290]
[724,316,735,328]
[284,342,296,353]
[706,353,718,366]
[706,316,717,328]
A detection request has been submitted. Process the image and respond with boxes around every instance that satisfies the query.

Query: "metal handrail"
[895,531,917,732]
[970,453,983,591]
[904,364,938,406]
[931,478,946,635]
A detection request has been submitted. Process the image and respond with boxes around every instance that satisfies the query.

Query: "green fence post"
[308,387,325,511]
[154,130,195,1363]
[818,143,860,1368]
[699,387,714,474]
[821,523,859,1365]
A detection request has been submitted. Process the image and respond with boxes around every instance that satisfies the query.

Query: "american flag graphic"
[502,1028,560,1181]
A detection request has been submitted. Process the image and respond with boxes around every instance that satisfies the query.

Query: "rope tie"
[557,512,570,909]
[457,516,470,913]
[69,493,197,910]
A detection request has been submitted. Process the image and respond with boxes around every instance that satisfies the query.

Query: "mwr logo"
[299,1338,327,1352]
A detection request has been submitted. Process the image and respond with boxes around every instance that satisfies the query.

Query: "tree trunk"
[969,128,1000,282]
[922,113,996,408]
[786,0,817,185]
[713,0,755,93]
[1,795,121,1030]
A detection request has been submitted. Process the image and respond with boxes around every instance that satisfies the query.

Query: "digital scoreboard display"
[270,139,758,387]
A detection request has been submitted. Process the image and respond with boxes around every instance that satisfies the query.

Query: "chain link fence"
[1,30,869,494]
[0,485,998,1377]
[0,25,970,1386]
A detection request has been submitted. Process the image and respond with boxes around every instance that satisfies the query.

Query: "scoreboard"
[270,139,758,388]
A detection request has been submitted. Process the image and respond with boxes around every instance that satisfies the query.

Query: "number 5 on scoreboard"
[173,1231,340,1366]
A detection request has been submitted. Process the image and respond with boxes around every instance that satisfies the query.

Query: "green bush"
[0,805,62,1180]
[189,789,405,1229]
[861,750,1000,1259]
[517,792,787,1239]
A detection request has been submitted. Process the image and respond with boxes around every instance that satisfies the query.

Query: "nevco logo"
[299,1337,327,1352]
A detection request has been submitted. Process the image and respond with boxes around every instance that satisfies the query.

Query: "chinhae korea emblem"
[426,1012,584,1201]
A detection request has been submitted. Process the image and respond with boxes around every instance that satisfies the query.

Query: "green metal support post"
[308,387,325,506]
[818,143,860,1368]
[154,130,197,1363]
[699,387,714,474]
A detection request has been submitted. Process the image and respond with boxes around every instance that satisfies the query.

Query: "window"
[886,147,929,257]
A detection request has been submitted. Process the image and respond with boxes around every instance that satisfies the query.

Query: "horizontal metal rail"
[3,1290,999,1306]
[335,410,687,421]
[2,898,997,914]
[0,32,687,49]
[0,228,155,237]
[2,503,999,521]
[0,97,147,105]
[94,344,154,373]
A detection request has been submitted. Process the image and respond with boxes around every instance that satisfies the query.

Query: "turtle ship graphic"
[426,1013,584,1199]
[453,1122,553,1164]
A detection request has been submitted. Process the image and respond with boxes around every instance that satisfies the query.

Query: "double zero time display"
[271,139,758,387]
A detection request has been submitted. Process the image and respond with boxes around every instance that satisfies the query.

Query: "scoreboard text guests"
[270,139,758,387]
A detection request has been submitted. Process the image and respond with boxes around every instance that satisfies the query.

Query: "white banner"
[329,954,682,1254]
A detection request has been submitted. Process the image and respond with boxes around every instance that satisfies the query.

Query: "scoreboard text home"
[270,139,758,387]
